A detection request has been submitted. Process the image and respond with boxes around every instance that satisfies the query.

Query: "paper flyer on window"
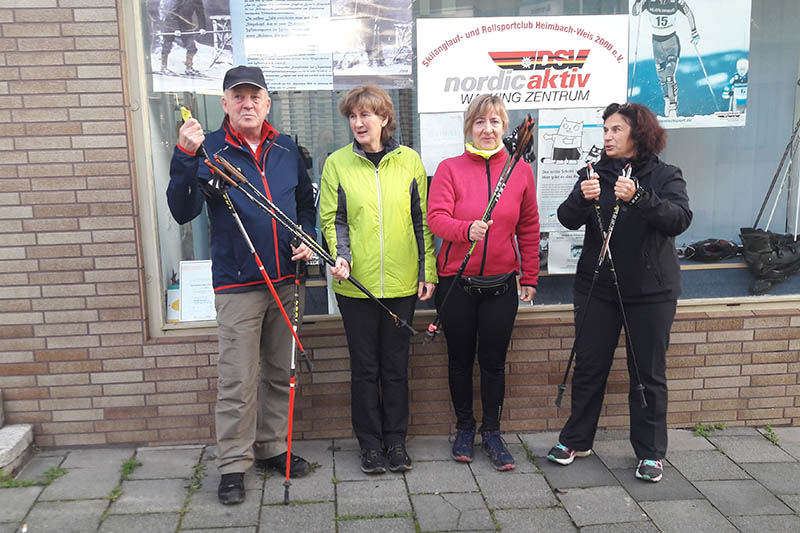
[416,15,629,113]
[546,231,585,274]
[627,0,751,128]
[537,108,604,232]
[179,260,216,322]
[227,0,414,91]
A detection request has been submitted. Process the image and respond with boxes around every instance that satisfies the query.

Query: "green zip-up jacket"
[320,139,438,299]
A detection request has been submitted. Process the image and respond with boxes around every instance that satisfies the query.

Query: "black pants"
[337,293,416,450]
[559,291,676,460]
[436,275,519,433]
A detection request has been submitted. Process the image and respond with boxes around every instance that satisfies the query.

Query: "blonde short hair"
[463,94,508,141]
[338,85,396,143]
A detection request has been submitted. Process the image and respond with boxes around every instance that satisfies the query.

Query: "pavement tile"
[61,448,134,470]
[98,512,179,533]
[493,507,577,532]
[592,439,639,470]
[639,500,737,533]
[0,523,21,533]
[186,526,258,533]
[336,516,416,532]
[258,502,335,532]
[475,472,557,509]
[407,435,453,461]
[594,429,631,441]
[557,486,647,527]
[333,438,361,452]
[778,494,800,512]
[16,455,65,483]
[612,464,702,501]
[779,444,800,461]
[109,478,188,514]
[711,427,762,436]
[23,499,108,533]
[288,439,334,469]
[694,480,793,515]
[411,492,494,532]
[729,514,800,532]
[537,453,618,489]
[405,460,479,494]
[0,486,42,522]
[182,488,262,528]
[468,442,539,475]
[519,431,561,457]
[336,478,411,517]
[740,462,800,494]
[770,427,800,444]
[580,522,660,532]
[262,465,334,504]
[707,436,797,463]
[38,465,120,500]
[665,450,750,481]
[665,429,716,451]
[129,446,203,479]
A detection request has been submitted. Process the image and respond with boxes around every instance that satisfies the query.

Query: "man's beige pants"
[214,284,302,474]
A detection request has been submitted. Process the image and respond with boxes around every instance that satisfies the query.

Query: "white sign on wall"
[416,15,629,113]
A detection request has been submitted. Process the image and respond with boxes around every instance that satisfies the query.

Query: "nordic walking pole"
[629,13,642,99]
[284,239,304,505]
[754,115,800,228]
[425,115,536,342]
[556,164,643,407]
[212,153,418,335]
[692,42,719,113]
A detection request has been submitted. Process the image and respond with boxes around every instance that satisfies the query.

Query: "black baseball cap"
[222,65,268,91]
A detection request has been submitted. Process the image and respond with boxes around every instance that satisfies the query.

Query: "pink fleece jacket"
[427,149,540,286]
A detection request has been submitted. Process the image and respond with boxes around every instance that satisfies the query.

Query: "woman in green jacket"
[320,85,437,475]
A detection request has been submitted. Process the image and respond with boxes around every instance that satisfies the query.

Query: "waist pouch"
[458,272,514,297]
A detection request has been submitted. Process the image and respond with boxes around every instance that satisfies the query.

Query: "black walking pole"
[425,115,536,342]
[556,164,647,408]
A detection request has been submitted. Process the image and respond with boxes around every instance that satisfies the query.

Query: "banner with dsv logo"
[416,15,629,113]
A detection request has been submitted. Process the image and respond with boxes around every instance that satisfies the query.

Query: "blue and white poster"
[627,0,751,129]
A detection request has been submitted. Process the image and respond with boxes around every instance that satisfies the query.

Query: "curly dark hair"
[602,102,666,156]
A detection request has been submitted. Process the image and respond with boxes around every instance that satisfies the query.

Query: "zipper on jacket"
[375,165,385,297]
[479,159,492,276]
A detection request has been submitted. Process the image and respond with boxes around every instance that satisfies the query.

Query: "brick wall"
[1,2,799,447]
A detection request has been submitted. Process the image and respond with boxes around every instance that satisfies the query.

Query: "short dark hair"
[602,102,666,155]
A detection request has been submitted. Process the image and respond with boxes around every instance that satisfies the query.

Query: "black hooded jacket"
[557,152,692,303]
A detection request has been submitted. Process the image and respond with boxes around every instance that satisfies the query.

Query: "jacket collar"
[351,137,400,159]
[222,117,277,156]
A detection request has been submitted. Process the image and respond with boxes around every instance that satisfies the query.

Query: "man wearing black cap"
[167,65,316,505]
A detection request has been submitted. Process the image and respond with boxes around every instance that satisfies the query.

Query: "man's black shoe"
[386,444,412,472]
[360,448,387,474]
[256,452,312,478]
[218,472,245,505]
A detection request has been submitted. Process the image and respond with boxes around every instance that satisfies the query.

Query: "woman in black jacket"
[547,103,692,483]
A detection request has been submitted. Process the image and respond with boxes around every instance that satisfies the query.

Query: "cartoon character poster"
[627,0,751,128]
[537,108,604,232]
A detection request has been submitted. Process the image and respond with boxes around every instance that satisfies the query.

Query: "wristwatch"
[628,177,645,206]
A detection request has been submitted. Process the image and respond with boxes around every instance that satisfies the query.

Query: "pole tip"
[556,384,566,407]
[283,481,290,505]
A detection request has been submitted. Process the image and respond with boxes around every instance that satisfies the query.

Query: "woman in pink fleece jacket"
[427,94,540,471]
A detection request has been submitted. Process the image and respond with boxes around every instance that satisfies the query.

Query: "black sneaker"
[218,472,245,505]
[256,452,311,478]
[635,459,663,482]
[480,431,515,471]
[546,443,592,466]
[360,448,386,474]
[386,444,412,472]
[451,429,475,463]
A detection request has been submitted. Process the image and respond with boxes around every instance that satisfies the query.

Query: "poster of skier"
[627,0,751,128]
[149,0,234,94]
[330,0,414,89]
[537,108,604,232]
